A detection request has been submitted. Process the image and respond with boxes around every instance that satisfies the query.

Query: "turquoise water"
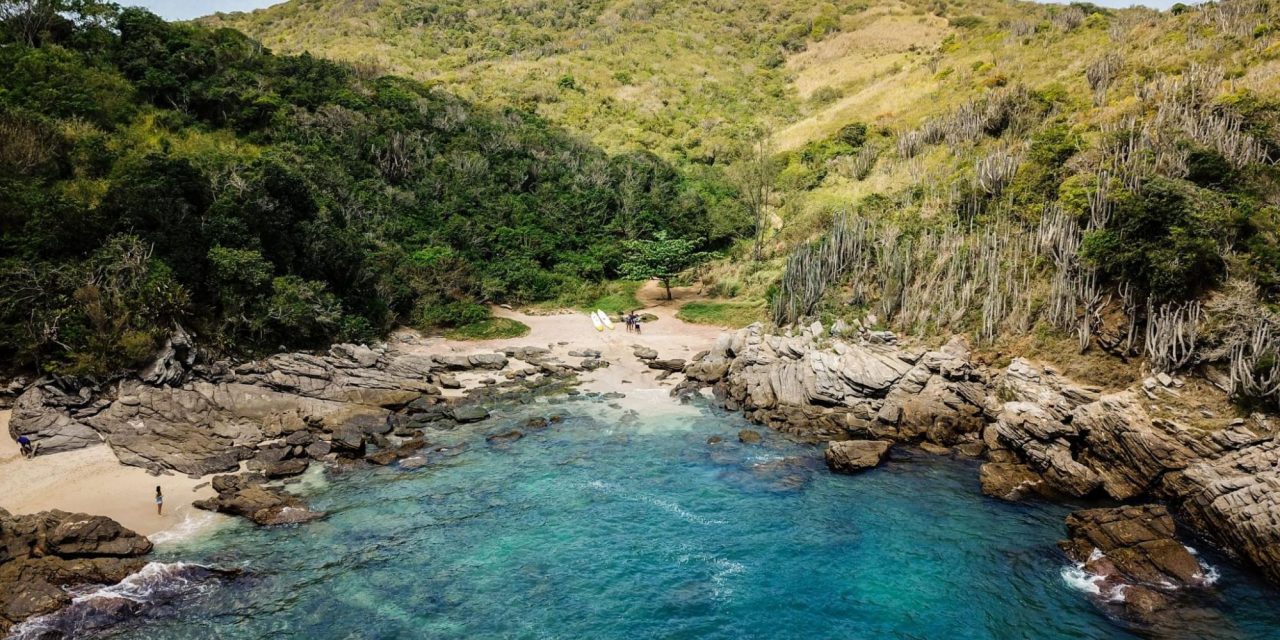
[59,397,1280,639]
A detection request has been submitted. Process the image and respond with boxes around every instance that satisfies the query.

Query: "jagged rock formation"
[193,474,325,526]
[1059,505,1213,620]
[696,322,1280,587]
[8,342,571,477]
[0,509,152,632]
[706,323,987,447]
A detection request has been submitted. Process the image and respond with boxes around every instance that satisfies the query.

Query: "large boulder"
[1058,505,1213,622]
[9,385,103,453]
[0,509,152,631]
[193,474,324,526]
[824,440,892,473]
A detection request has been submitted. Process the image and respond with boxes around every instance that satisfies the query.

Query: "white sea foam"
[584,480,725,525]
[150,509,224,547]
[676,550,745,601]
[1061,547,1107,596]
[9,562,225,639]
[1060,564,1104,595]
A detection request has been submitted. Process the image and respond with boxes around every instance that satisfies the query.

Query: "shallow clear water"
[74,397,1280,639]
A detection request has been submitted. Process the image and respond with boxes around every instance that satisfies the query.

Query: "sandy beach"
[0,281,730,540]
[0,409,220,537]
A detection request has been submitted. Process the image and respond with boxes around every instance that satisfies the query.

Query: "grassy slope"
[213,0,1280,363]
[204,0,839,158]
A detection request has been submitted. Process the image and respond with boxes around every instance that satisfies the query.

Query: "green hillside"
[0,3,739,375]
[215,0,1280,402]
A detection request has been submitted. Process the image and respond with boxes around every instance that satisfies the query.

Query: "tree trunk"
[663,278,673,300]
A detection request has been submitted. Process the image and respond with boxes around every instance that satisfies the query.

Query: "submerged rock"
[738,429,762,444]
[485,430,524,445]
[824,440,891,473]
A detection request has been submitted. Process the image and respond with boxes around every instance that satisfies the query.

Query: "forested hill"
[0,4,741,376]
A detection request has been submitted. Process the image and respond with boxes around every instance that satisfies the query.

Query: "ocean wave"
[9,562,234,639]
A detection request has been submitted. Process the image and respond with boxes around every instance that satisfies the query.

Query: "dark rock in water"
[486,430,524,445]
[979,462,1050,501]
[194,474,325,527]
[1060,505,1207,588]
[648,359,686,372]
[1058,505,1214,623]
[366,450,399,466]
[738,429,762,444]
[602,392,625,400]
[524,417,549,430]
[367,438,429,466]
[9,562,241,639]
[0,509,152,631]
[262,458,309,479]
[451,405,490,423]
[548,415,564,424]
[824,440,891,473]
[707,435,724,445]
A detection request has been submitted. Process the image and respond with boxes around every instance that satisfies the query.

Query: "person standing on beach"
[155,486,164,516]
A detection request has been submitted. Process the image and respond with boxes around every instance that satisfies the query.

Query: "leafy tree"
[619,231,709,300]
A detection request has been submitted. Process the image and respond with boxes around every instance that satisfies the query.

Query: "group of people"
[623,310,643,334]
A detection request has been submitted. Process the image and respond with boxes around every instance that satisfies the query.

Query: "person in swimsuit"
[155,486,164,516]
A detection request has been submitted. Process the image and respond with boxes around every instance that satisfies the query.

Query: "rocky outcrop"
[193,474,325,526]
[1059,505,1213,621]
[710,324,986,446]
[0,509,152,632]
[7,341,555,475]
[1167,438,1280,584]
[979,462,1052,501]
[824,440,891,473]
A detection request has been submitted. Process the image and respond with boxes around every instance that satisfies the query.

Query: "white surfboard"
[591,310,604,331]
[599,310,614,330]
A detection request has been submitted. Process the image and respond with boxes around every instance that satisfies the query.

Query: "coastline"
[0,282,726,542]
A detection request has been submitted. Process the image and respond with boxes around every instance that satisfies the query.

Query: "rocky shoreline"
[666,321,1280,621]
[4,319,1280,632]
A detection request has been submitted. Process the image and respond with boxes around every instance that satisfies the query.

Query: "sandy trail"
[394,280,724,412]
[0,280,729,538]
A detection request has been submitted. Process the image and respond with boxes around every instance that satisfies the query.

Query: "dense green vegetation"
[205,0,852,160]
[0,2,740,375]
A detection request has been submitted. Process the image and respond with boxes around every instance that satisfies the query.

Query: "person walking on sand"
[632,310,642,335]
[155,486,164,516]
